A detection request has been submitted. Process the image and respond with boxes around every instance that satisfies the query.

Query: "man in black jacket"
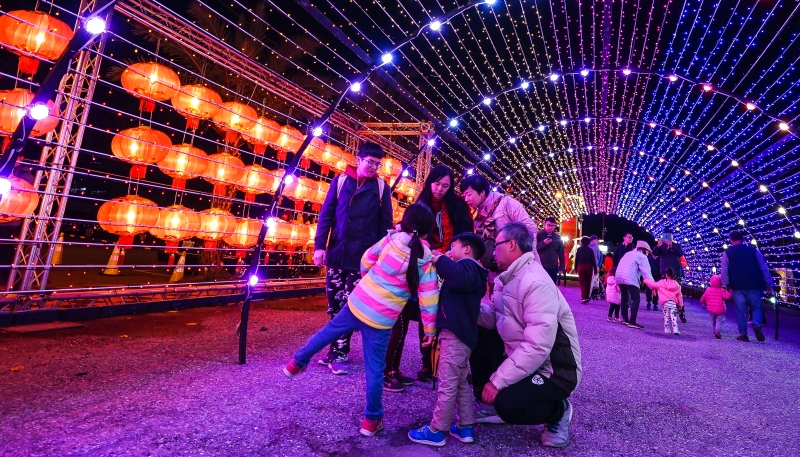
[536,217,565,285]
[313,142,393,375]
[612,232,634,267]
[652,231,685,282]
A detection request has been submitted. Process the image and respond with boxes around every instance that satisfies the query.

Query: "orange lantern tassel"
[139,99,156,113]
[129,165,147,180]
[254,144,266,155]
[186,116,200,131]
[277,149,288,161]
[18,56,39,75]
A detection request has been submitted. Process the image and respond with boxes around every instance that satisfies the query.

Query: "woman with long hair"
[384,165,474,391]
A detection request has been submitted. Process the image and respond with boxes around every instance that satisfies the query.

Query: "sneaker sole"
[474,415,505,424]
[450,431,475,443]
[408,435,446,447]
[329,363,349,375]
[359,426,382,437]
[383,386,405,393]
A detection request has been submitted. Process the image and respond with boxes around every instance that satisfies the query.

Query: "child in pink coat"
[700,275,732,339]
[644,268,683,335]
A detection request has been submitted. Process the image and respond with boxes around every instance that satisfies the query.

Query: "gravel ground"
[2,286,799,457]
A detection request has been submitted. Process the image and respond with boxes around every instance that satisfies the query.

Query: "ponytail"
[398,203,435,299]
[407,230,423,298]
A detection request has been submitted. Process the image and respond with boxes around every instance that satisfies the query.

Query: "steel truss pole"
[6,0,113,292]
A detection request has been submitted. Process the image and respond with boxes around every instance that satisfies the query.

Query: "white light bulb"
[549,73,559,82]
[613,146,619,151]
[28,103,50,120]
[0,177,11,196]
[778,207,786,215]
[559,120,567,126]
[381,53,393,64]
[622,68,632,75]
[350,82,362,92]
[731,160,739,167]
[778,122,789,131]
[537,125,545,132]
[520,81,530,89]
[449,119,458,127]
[702,84,713,91]
[312,127,323,137]
[509,137,516,144]
[794,231,800,239]
[615,117,622,122]
[750,239,757,246]
[707,145,715,151]
[649,122,657,128]
[402,169,409,177]
[567,148,573,153]
[668,75,678,82]
[584,117,591,123]
[466,168,474,175]
[483,97,492,106]
[284,175,295,185]
[579,69,590,77]
[483,153,491,161]
[745,102,756,111]
[505,175,511,181]
[526,162,531,168]
[759,184,768,193]
[427,138,436,147]
[248,275,259,286]
[429,20,442,31]
[85,16,106,35]
[738,219,745,226]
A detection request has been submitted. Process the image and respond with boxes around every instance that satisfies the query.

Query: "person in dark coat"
[575,237,598,304]
[536,217,565,285]
[313,142,394,375]
[385,164,474,390]
[612,232,634,267]
[652,231,685,282]
[645,253,662,310]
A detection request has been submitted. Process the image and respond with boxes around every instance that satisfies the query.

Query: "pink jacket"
[605,274,622,305]
[650,278,683,307]
[700,275,731,314]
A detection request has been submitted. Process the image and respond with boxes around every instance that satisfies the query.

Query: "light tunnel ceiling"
[261,0,799,272]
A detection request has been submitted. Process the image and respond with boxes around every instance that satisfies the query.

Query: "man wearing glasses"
[313,142,394,376]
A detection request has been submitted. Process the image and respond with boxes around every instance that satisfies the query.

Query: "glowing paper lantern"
[0,11,73,74]
[306,179,330,211]
[243,116,281,155]
[284,176,314,210]
[96,195,159,236]
[0,89,58,137]
[120,62,180,112]
[275,125,304,161]
[111,126,171,168]
[378,157,402,181]
[170,84,222,130]
[211,101,257,143]
[202,153,246,189]
[395,178,419,199]
[158,144,209,187]
[235,164,279,200]
[0,175,39,223]
[224,218,262,249]
[150,205,200,241]
[197,208,237,242]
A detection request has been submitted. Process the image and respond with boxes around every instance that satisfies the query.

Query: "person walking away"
[284,204,440,437]
[612,232,634,267]
[606,268,622,322]
[720,230,774,342]
[589,235,602,270]
[647,268,683,335]
[536,217,564,285]
[407,233,488,447]
[645,252,662,311]
[575,237,597,304]
[313,142,393,375]
[615,241,655,329]
[384,165,473,390]
[475,222,582,448]
[700,275,732,339]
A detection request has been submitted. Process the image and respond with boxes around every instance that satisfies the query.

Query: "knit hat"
[635,240,651,252]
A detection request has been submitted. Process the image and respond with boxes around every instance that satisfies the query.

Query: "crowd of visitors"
[286,142,776,448]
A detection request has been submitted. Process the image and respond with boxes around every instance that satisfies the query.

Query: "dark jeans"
[619,284,641,323]
[544,266,558,286]
[733,289,763,335]
[494,372,569,426]
[325,267,361,360]
[608,304,620,318]
[469,326,506,401]
[645,286,656,305]
[384,300,431,375]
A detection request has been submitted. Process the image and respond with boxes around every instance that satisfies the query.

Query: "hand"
[482,381,499,405]
[657,240,663,246]
[421,335,434,347]
[313,249,327,267]
[543,238,552,244]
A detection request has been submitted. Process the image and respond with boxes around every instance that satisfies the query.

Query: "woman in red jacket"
[384,165,474,392]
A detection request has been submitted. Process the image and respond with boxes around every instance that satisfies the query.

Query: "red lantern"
[275,125,304,161]
[158,143,209,188]
[0,11,73,74]
[121,62,180,113]
[224,218,262,249]
[202,153,246,189]
[197,208,237,242]
[149,204,201,241]
[212,102,257,143]
[0,175,39,223]
[235,164,279,201]
[0,89,58,137]
[171,84,222,130]
[111,126,171,165]
[243,116,281,155]
[96,195,159,236]
[378,157,402,182]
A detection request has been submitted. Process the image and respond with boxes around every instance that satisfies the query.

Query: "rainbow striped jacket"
[348,230,440,336]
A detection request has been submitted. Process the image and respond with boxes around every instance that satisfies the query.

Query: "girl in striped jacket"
[284,203,440,437]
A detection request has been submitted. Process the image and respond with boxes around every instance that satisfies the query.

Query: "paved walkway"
[2,286,799,456]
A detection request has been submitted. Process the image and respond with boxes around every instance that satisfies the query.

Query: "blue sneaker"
[450,424,475,443]
[408,423,446,447]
